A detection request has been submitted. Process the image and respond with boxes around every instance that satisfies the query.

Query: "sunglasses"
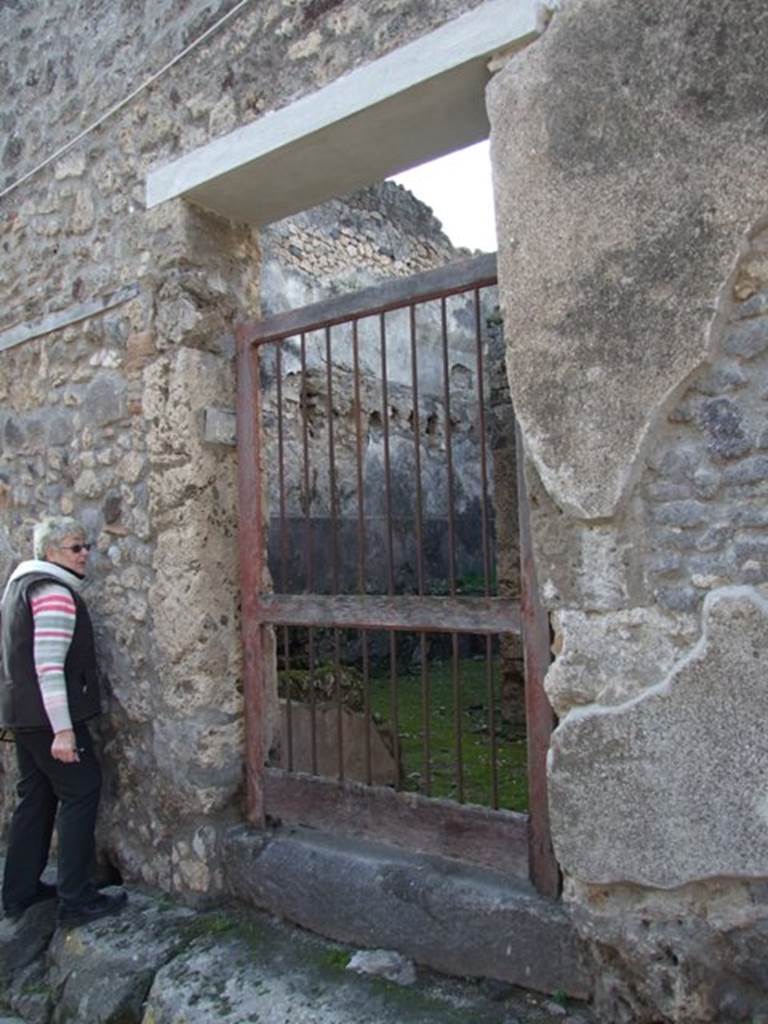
[58,543,92,554]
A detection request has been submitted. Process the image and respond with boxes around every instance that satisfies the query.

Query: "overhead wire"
[0,0,254,203]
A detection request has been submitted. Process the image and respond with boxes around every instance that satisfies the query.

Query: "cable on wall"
[0,0,254,203]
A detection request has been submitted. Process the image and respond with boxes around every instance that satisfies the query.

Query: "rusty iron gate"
[236,253,558,896]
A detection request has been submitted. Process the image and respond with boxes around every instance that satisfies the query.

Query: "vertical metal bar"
[452,632,463,803]
[473,287,498,808]
[409,303,430,795]
[276,343,288,591]
[235,329,266,825]
[473,288,494,597]
[361,634,372,786]
[441,297,463,803]
[299,332,318,774]
[380,314,396,598]
[409,304,426,595]
[275,344,293,772]
[282,625,293,771]
[300,332,314,593]
[379,312,399,773]
[351,320,372,785]
[325,326,340,596]
[516,423,559,898]
[486,634,498,808]
[440,297,458,594]
[420,632,430,795]
[325,326,344,782]
[308,625,317,775]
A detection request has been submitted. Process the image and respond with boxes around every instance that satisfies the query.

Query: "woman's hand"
[52,729,80,763]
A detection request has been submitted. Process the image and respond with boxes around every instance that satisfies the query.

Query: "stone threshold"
[0,877,593,1023]
[222,823,591,1000]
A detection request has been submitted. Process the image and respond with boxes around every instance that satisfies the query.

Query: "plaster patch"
[549,586,768,888]
[489,0,768,519]
[546,606,698,716]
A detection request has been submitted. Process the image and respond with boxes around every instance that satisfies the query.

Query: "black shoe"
[56,891,127,928]
[4,882,58,921]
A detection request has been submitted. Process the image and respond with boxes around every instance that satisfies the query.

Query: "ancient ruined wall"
[0,0,483,891]
[261,182,464,315]
[489,1,768,1021]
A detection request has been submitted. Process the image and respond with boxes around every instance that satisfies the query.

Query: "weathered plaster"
[547,606,698,717]
[549,586,768,889]
[488,0,768,519]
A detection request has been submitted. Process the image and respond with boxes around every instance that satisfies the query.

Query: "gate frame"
[235,254,558,897]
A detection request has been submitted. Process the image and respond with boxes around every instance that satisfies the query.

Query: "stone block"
[655,585,701,611]
[651,445,703,481]
[124,330,156,373]
[736,289,768,319]
[732,505,768,528]
[654,526,704,552]
[691,467,721,499]
[696,397,752,460]
[47,891,194,1024]
[0,902,56,987]
[83,375,127,427]
[651,501,709,529]
[724,455,768,484]
[646,481,690,501]
[347,949,417,986]
[695,524,731,551]
[735,538,768,563]
[223,826,590,999]
[724,319,768,360]
[692,363,749,395]
[53,153,87,179]
[277,701,398,786]
[646,550,682,576]
[202,406,236,446]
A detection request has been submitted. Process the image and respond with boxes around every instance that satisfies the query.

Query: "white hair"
[33,516,86,559]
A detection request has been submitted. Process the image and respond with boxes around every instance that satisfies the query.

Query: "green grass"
[371,657,528,812]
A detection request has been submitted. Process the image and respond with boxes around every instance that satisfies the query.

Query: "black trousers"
[2,720,101,911]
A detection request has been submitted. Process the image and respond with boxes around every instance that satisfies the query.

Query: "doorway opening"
[237,143,556,892]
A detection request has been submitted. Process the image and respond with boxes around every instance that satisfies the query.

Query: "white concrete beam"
[145,0,544,225]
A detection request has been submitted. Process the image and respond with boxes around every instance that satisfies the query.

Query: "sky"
[388,140,497,253]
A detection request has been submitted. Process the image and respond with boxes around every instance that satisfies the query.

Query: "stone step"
[222,824,591,1000]
[0,878,593,1024]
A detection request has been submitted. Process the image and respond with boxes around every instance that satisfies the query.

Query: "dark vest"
[0,571,101,730]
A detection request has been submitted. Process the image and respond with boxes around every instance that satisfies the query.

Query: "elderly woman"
[0,515,126,926]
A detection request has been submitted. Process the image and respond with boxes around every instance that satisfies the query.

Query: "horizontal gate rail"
[241,252,498,345]
[258,594,522,635]
[264,768,530,880]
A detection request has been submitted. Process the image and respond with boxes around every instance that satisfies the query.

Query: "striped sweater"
[31,583,76,734]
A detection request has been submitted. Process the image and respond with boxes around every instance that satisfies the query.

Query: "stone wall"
[0,0,484,893]
[257,289,500,600]
[489,1,768,1020]
[0,204,257,891]
[259,183,489,598]
[12,0,768,1016]
[261,182,465,315]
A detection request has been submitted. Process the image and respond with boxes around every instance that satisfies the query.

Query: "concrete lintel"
[145,0,543,225]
